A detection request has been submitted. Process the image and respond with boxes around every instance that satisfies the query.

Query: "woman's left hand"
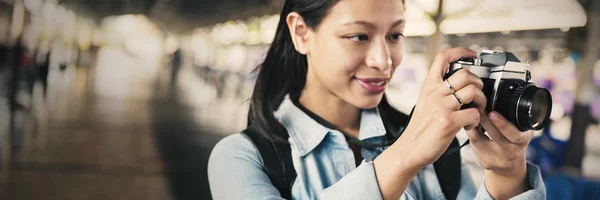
[466,111,534,199]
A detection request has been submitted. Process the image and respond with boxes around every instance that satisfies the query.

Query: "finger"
[476,118,531,163]
[488,111,533,145]
[427,47,477,84]
[467,128,511,171]
[450,108,481,130]
[441,84,487,111]
[465,127,504,156]
[464,123,478,131]
[443,69,484,95]
[465,126,490,144]
[481,123,526,162]
[478,114,516,151]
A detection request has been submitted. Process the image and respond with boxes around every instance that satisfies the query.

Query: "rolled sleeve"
[475,163,546,200]
[320,160,383,200]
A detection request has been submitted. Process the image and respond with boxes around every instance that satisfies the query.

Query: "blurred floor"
[0,47,228,200]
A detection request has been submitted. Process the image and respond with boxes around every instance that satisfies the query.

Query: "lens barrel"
[517,85,552,130]
[495,80,552,131]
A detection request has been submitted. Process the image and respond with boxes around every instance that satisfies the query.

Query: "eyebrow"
[341,19,405,29]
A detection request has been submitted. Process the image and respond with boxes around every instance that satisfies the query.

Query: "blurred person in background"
[0,41,7,69]
[36,51,50,99]
[16,47,36,107]
[0,40,7,87]
[171,47,182,88]
[8,36,25,112]
[208,0,546,199]
[7,35,29,154]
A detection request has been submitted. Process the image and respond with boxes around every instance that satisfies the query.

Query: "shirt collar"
[274,95,387,156]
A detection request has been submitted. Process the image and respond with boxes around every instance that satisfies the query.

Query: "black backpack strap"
[242,125,296,199]
[433,138,462,200]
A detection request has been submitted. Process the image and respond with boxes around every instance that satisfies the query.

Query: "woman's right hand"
[373,47,488,200]
[395,47,487,169]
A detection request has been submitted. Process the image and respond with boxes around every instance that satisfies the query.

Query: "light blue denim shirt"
[208,96,546,199]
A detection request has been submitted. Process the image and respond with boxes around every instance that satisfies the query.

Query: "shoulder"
[208,133,263,169]
[208,133,284,199]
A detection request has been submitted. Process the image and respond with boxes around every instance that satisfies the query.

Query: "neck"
[299,83,361,139]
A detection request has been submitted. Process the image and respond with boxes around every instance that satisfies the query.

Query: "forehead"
[324,0,405,26]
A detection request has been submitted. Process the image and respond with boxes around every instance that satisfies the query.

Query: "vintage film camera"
[447,50,553,131]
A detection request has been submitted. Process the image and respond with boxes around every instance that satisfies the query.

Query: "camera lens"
[518,85,552,130]
[528,88,551,127]
[495,80,553,131]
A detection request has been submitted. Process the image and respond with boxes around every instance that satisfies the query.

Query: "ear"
[286,12,310,55]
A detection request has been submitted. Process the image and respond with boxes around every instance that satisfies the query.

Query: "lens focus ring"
[511,83,528,131]
[495,80,529,131]
[507,81,528,131]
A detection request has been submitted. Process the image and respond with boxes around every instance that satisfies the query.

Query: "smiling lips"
[355,77,388,94]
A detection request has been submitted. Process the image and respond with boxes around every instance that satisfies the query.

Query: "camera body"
[447,50,552,131]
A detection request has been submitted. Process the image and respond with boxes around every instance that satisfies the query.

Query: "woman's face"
[305,0,406,109]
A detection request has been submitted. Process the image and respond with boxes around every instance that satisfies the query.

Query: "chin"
[351,93,384,109]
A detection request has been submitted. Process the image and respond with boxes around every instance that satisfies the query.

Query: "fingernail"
[489,111,500,122]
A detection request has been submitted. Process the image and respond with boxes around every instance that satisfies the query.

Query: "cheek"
[312,43,364,79]
[390,48,404,71]
[391,45,405,64]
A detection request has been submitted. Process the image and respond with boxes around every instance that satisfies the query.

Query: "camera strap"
[443,140,470,157]
[293,98,470,155]
[291,97,396,148]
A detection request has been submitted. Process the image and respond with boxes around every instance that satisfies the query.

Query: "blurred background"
[0,0,598,199]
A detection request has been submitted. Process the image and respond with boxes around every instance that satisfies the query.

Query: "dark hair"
[248,0,407,143]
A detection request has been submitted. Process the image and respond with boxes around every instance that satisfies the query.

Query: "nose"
[365,40,392,72]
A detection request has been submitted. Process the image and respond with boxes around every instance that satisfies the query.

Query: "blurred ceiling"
[57,0,282,33]
[3,0,590,34]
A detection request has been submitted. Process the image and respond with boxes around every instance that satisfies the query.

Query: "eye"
[387,33,404,41]
[346,34,369,42]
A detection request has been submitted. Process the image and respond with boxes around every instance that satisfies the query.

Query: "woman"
[208,0,546,199]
